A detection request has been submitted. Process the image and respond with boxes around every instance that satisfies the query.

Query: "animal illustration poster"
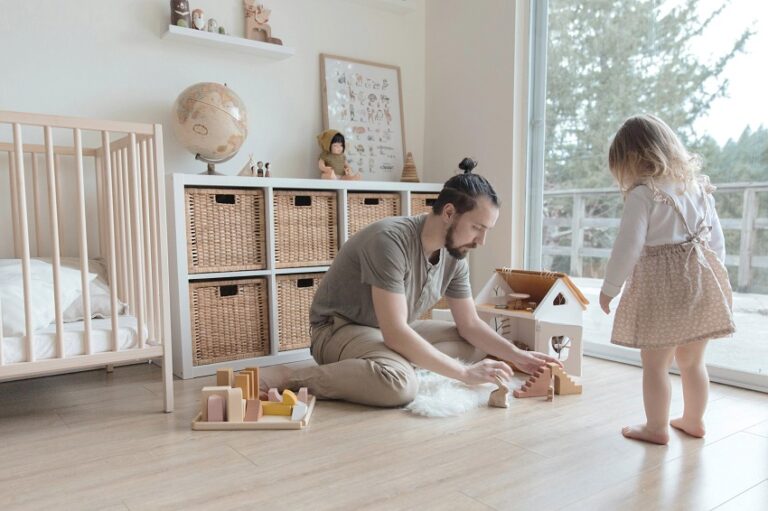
[321,54,406,181]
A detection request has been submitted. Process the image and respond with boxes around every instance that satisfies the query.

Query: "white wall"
[424,0,525,293]
[0,0,425,178]
[1,0,528,290]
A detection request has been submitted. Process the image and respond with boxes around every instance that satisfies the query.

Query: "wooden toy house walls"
[475,269,589,376]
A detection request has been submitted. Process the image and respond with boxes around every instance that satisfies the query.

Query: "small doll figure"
[316,129,360,180]
[256,161,264,177]
[191,8,206,30]
[171,0,191,28]
[264,162,271,177]
[206,18,218,33]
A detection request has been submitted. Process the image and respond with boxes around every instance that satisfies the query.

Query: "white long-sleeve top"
[601,178,725,298]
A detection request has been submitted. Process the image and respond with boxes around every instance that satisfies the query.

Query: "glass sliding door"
[527,0,768,391]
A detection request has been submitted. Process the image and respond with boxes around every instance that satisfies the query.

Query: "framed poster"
[320,54,406,181]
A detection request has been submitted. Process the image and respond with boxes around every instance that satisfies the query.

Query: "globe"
[172,82,248,171]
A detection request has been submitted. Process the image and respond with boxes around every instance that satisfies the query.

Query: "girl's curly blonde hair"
[608,114,701,194]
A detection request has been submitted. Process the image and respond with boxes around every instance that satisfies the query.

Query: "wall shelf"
[162,25,295,60]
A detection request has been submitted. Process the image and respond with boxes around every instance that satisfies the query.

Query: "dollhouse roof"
[494,268,590,310]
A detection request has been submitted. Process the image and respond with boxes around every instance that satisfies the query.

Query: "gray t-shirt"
[310,215,472,327]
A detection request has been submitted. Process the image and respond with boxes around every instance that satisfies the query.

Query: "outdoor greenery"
[541,0,767,292]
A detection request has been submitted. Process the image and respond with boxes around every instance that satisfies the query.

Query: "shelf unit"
[167,174,442,379]
[162,25,295,60]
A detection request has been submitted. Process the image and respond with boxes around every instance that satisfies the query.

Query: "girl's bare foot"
[670,417,706,438]
[621,424,670,445]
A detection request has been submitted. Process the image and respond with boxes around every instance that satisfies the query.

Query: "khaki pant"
[287,316,485,407]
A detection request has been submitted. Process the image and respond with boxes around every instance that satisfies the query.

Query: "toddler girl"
[600,114,735,445]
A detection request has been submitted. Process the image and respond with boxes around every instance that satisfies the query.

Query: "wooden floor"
[1,357,766,511]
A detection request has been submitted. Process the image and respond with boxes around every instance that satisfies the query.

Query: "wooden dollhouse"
[475,268,589,376]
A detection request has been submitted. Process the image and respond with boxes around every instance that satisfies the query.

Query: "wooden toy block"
[191,395,317,431]
[548,363,583,395]
[513,366,552,398]
[488,375,509,408]
[268,388,282,402]
[298,387,309,404]
[244,367,260,399]
[291,401,308,421]
[282,389,299,405]
[200,386,230,421]
[234,373,252,400]
[244,399,263,422]
[216,368,234,387]
[227,387,245,422]
[261,401,292,416]
[207,394,226,422]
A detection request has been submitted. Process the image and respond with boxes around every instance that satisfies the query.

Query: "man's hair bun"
[458,157,477,174]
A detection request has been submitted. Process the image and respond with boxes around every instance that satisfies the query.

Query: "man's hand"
[599,291,613,314]
[509,348,563,375]
[461,359,515,385]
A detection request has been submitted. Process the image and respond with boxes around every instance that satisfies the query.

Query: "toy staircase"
[513,366,552,398]
[548,363,582,395]
[513,363,582,399]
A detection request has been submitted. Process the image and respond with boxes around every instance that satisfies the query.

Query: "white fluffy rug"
[404,369,498,418]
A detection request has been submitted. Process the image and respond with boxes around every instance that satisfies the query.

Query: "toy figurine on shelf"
[317,129,361,180]
[400,151,419,182]
[191,8,206,30]
[244,1,284,45]
[238,153,257,176]
[265,162,271,177]
[171,0,191,28]
[256,160,264,177]
[206,18,219,33]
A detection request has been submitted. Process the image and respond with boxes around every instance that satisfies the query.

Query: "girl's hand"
[599,292,613,314]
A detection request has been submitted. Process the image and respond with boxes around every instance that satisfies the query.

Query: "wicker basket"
[185,187,267,274]
[411,192,439,216]
[189,278,270,366]
[347,192,401,238]
[420,296,450,320]
[276,273,323,351]
[273,190,338,268]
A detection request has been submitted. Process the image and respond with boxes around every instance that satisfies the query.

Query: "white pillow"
[0,259,97,337]
[63,278,127,322]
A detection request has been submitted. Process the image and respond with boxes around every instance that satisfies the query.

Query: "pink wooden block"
[207,394,225,422]
[298,387,309,404]
[244,399,263,422]
[268,388,282,402]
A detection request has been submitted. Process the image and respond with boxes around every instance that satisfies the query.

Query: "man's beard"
[445,222,477,259]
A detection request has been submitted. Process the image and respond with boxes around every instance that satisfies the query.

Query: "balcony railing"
[542,182,768,292]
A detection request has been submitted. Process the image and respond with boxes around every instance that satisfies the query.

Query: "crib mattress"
[1,316,151,365]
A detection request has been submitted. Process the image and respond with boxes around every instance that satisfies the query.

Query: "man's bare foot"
[621,424,670,445]
[670,417,706,438]
[257,365,294,400]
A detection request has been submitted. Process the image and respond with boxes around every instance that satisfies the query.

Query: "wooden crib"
[0,111,173,412]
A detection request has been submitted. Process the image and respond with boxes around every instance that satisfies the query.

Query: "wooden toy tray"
[191,395,316,430]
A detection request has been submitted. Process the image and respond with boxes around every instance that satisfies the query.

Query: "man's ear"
[442,203,456,222]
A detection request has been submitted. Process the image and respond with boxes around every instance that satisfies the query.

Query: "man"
[263,161,561,406]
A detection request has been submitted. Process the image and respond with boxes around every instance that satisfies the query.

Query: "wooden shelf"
[168,174,444,379]
[162,25,295,60]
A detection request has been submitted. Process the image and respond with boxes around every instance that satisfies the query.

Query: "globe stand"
[196,153,235,176]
